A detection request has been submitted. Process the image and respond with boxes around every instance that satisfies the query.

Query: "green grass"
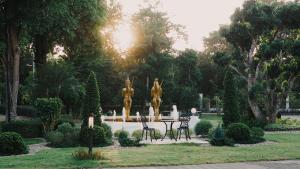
[23,138,45,145]
[0,132,300,168]
[201,114,222,127]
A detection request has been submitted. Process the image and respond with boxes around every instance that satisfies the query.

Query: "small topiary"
[114,129,123,138]
[194,120,213,136]
[57,123,74,135]
[80,125,111,147]
[132,130,143,140]
[153,129,162,139]
[250,127,264,138]
[101,123,113,144]
[209,125,225,146]
[46,131,64,146]
[118,130,140,147]
[225,122,250,143]
[0,132,28,155]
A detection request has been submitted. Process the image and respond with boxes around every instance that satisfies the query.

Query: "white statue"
[113,110,117,122]
[171,105,179,120]
[149,106,155,122]
[122,107,126,129]
[136,111,140,121]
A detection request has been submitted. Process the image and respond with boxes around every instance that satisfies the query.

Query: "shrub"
[241,116,266,128]
[114,129,123,138]
[222,70,240,127]
[72,148,105,160]
[82,71,101,127]
[0,132,28,155]
[57,123,74,135]
[101,123,113,144]
[132,130,143,140]
[153,129,162,139]
[209,125,233,146]
[250,127,264,138]
[34,97,63,133]
[80,125,111,147]
[46,123,79,147]
[17,105,38,117]
[46,131,64,146]
[0,105,37,117]
[1,119,43,138]
[194,120,213,136]
[225,123,251,143]
[118,130,140,147]
[54,119,75,130]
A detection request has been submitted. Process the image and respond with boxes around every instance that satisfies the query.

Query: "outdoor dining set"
[140,114,192,142]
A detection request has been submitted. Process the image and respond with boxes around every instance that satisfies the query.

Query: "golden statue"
[151,78,162,121]
[122,78,134,121]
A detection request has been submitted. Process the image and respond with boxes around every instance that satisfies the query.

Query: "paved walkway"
[108,160,300,169]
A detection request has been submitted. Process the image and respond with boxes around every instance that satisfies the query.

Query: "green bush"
[46,131,64,146]
[80,125,112,147]
[57,123,74,135]
[0,105,37,117]
[153,129,162,139]
[72,148,106,160]
[250,127,264,138]
[82,71,101,127]
[46,123,79,147]
[34,97,63,133]
[101,123,113,144]
[225,123,250,143]
[209,125,233,146]
[1,119,43,138]
[222,70,240,127]
[132,130,143,140]
[118,130,140,147]
[194,120,213,136]
[114,129,123,138]
[0,132,28,155]
[54,119,75,130]
[17,105,38,117]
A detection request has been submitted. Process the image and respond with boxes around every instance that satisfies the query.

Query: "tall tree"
[223,70,240,127]
[215,0,300,122]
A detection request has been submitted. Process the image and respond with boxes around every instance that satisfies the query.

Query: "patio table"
[161,119,177,141]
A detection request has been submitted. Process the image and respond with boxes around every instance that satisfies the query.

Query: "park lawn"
[0,132,300,168]
[23,138,45,145]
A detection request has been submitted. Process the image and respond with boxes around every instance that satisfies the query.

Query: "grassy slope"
[0,132,299,168]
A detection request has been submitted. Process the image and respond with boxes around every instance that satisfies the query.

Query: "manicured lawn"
[0,132,299,168]
[23,138,45,145]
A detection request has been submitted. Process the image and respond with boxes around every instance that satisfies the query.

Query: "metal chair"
[141,115,157,142]
[177,116,191,140]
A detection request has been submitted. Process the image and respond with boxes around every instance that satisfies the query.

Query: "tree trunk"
[246,39,264,121]
[6,1,20,121]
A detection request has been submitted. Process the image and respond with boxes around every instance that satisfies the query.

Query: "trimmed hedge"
[0,105,37,117]
[194,120,213,136]
[80,124,112,147]
[1,119,43,138]
[225,122,250,143]
[0,132,28,155]
[118,130,140,147]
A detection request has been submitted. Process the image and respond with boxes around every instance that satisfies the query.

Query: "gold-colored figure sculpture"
[151,78,162,121]
[122,78,134,121]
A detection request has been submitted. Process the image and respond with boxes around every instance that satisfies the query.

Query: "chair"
[176,116,191,140]
[141,115,157,142]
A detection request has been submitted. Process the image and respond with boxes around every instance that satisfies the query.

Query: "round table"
[161,119,177,141]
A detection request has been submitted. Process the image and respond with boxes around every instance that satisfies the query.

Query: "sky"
[113,0,246,52]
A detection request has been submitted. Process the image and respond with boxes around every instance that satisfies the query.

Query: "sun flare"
[112,22,133,53]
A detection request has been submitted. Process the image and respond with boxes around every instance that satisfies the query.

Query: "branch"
[229,64,247,81]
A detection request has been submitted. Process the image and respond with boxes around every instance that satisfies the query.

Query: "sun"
[112,22,133,53]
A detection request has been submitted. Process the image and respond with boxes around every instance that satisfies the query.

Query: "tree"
[215,0,300,122]
[222,70,240,127]
[82,71,101,127]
